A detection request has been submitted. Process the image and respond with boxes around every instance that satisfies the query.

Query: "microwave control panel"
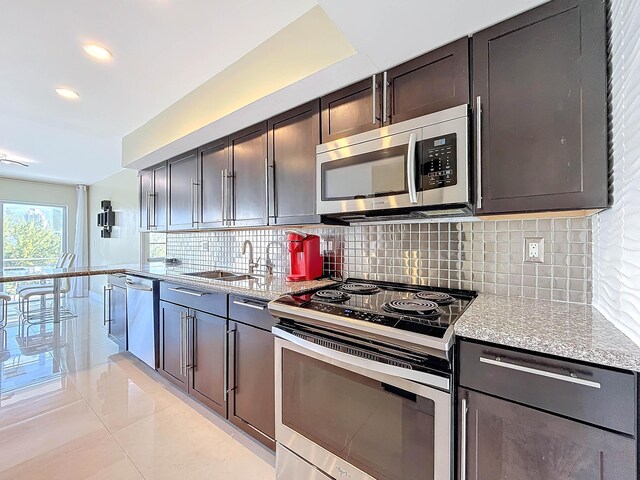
[421,133,457,190]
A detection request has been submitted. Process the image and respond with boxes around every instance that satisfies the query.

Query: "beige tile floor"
[0,298,275,480]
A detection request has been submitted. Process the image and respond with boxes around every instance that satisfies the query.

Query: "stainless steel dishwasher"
[125,275,158,369]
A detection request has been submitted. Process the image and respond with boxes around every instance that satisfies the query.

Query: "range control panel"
[421,133,457,190]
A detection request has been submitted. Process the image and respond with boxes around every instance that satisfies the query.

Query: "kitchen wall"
[592,0,640,346]
[88,169,140,296]
[168,216,592,304]
[0,176,77,252]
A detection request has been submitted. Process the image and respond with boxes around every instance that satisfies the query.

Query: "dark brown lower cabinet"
[228,295,277,450]
[459,388,637,480]
[228,320,275,449]
[159,300,227,417]
[190,310,226,417]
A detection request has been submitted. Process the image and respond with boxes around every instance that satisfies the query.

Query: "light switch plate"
[201,241,209,251]
[524,237,545,263]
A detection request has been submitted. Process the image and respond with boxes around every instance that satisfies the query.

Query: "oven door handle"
[273,326,449,391]
[407,132,418,204]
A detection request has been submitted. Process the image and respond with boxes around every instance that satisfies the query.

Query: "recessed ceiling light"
[83,43,112,61]
[0,154,28,167]
[55,87,80,100]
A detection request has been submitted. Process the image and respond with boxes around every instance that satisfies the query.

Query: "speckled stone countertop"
[123,264,335,301]
[455,294,640,372]
[0,263,334,301]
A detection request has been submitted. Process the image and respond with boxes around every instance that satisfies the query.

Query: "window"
[0,202,67,300]
[144,232,166,263]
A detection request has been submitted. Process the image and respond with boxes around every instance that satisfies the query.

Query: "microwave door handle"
[407,132,418,204]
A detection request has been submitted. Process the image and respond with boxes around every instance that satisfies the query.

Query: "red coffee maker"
[286,230,323,282]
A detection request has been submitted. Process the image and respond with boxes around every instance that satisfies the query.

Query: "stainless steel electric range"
[268,279,477,480]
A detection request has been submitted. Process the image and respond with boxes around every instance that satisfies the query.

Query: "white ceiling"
[0,0,548,185]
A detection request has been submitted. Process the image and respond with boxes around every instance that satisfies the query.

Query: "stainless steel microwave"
[316,104,470,222]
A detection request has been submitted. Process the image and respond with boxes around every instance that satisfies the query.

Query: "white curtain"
[593,0,640,346]
[70,185,88,297]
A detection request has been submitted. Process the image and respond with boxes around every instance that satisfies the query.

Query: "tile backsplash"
[167,217,592,304]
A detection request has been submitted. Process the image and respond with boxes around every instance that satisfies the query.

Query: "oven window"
[321,145,408,201]
[282,349,435,480]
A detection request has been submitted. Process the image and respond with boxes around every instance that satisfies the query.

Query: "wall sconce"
[97,200,115,238]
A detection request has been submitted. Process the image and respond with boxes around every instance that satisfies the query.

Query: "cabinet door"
[268,100,321,225]
[138,170,153,231]
[159,301,188,390]
[151,163,167,231]
[229,321,275,449]
[108,285,127,348]
[473,0,608,214]
[167,151,198,230]
[321,76,380,143]
[198,138,229,229]
[230,123,268,227]
[386,37,469,125]
[189,310,226,417]
[459,388,637,480]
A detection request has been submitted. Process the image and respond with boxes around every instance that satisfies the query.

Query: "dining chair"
[16,252,69,296]
[0,292,10,328]
[19,253,77,323]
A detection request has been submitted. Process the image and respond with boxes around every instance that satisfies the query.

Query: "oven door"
[274,328,451,480]
[316,128,423,215]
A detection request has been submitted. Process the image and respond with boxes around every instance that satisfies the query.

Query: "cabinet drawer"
[160,282,227,317]
[459,340,637,435]
[228,295,275,330]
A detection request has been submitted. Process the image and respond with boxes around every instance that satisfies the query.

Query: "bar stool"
[0,292,10,328]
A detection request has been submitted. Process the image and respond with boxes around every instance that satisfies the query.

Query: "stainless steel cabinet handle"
[103,285,112,325]
[382,71,389,123]
[192,315,197,368]
[227,170,234,224]
[264,158,269,222]
[168,287,207,297]
[221,169,227,226]
[372,74,377,125]
[407,132,418,204]
[461,397,468,480]
[224,326,236,402]
[479,357,601,388]
[146,192,151,230]
[476,96,483,209]
[185,313,194,371]
[191,179,199,228]
[179,311,185,377]
[232,300,265,310]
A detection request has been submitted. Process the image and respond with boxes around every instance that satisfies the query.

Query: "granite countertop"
[123,264,335,301]
[455,293,640,372]
[0,263,334,300]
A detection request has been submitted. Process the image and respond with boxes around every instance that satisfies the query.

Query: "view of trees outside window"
[1,202,66,296]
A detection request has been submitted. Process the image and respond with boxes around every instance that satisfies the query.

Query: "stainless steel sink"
[184,270,236,279]
[217,274,256,282]
[184,270,257,282]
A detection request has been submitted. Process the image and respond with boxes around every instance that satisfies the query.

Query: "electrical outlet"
[201,241,209,252]
[524,237,545,263]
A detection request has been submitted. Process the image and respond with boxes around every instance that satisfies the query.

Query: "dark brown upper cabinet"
[473,0,609,215]
[321,77,378,143]
[267,100,321,225]
[385,37,469,125]
[321,38,470,143]
[139,162,167,232]
[197,138,230,229]
[229,123,268,227]
[167,150,198,230]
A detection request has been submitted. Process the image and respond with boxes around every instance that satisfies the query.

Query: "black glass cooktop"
[274,278,477,339]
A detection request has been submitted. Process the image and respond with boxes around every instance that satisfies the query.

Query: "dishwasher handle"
[125,280,153,291]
